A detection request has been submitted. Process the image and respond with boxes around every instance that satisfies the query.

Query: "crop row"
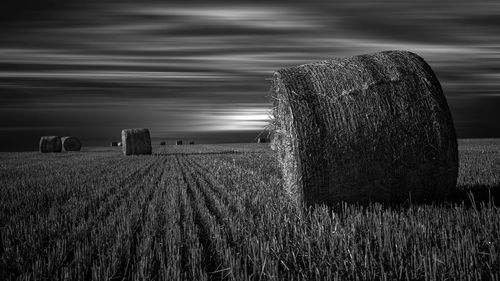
[1,142,499,280]
[189,151,500,280]
[1,153,162,280]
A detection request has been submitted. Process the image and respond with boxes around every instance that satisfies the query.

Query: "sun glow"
[196,107,271,131]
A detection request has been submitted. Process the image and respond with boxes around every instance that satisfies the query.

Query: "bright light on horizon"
[194,107,271,131]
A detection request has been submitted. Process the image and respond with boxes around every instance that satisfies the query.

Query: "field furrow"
[137,155,183,280]
[0,153,157,231]
[190,153,291,216]
[183,156,241,210]
[1,156,163,280]
[173,156,206,280]
[91,157,166,281]
[57,158,160,278]
[122,158,168,281]
[1,141,499,280]
[183,155,247,236]
[176,155,239,281]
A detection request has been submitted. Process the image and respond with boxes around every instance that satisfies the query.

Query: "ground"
[0,139,499,280]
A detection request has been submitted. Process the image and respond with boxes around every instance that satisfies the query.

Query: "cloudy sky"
[1,0,499,151]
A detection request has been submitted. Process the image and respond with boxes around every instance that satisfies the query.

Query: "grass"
[0,139,499,280]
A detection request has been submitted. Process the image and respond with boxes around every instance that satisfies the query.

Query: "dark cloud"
[0,0,67,23]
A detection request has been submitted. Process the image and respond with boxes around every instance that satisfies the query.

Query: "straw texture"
[121,128,152,156]
[257,138,267,143]
[61,136,82,151]
[271,50,458,206]
[39,136,62,153]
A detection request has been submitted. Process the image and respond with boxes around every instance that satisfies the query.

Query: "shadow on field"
[153,151,264,156]
[445,184,500,207]
[321,184,500,214]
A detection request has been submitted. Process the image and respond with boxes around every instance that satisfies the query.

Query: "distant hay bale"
[257,138,267,143]
[189,141,195,145]
[271,50,458,206]
[176,140,183,145]
[39,136,62,153]
[110,141,119,147]
[121,128,152,156]
[61,136,82,151]
[160,141,166,145]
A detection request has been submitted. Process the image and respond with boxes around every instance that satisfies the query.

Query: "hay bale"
[39,136,62,153]
[121,128,152,156]
[61,136,82,151]
[110,141,119,147]
[176,140,183,145]
[189,141,195,145]
[257,138,267,143]
[271,50,458,206]
[160,141,166,145]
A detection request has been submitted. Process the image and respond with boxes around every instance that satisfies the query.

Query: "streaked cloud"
[0,0,499,150]
[131,6,320,30]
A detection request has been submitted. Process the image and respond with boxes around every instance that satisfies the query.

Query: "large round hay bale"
[121,128,152,156]
[160,141,166,145]
[271,50,458,206]
[176,140,183,145]
[39,136,62,153]
[61,136,82,151]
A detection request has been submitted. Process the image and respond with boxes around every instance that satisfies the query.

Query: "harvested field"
[0,139,499,280]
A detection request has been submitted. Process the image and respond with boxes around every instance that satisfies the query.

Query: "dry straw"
[121,128,152,156]
[39,136,62,153]
[270,50,458,206]
[61,136,82,151]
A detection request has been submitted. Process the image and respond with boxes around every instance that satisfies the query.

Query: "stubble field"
[1,139,499,280]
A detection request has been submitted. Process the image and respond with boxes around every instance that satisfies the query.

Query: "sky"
[1,0,499,151]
